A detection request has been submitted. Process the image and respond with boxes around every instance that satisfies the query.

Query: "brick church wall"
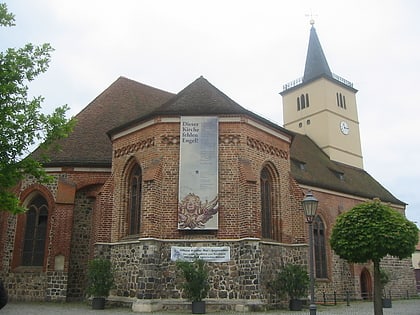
[110,117,299,242]
[312,190,417,301]
[1,115,417,305]
[1,172,111,302]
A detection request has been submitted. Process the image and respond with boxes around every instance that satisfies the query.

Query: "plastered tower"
[281,22,363,169]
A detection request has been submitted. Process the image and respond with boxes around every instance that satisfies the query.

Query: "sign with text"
[170,246,230,262]
[178,116,219,230]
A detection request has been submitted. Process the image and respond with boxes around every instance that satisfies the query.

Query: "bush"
[176,259,209,302]
[269,263,309,300]
[86,258,114,297]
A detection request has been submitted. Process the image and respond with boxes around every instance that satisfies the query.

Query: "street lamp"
[302,190,319,315]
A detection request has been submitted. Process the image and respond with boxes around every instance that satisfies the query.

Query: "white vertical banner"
[178,116,219,230]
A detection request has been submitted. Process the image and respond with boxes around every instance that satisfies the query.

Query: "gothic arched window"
[313,215,328,278]
[22,195,48,266]
[128,164,142,235]
[260,167,273,239]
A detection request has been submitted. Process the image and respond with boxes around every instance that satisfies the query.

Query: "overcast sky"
[3,0,420,227]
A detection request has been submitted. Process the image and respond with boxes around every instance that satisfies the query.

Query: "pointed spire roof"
[303,25,332,82]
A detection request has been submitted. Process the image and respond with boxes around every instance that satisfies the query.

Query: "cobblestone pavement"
[1,299,419,315]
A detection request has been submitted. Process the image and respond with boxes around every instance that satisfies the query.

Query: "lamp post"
[302,190,318,315]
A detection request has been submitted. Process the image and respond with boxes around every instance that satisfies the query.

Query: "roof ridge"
[153,76,245,114]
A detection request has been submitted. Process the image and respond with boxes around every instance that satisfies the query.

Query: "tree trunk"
[373,260,383,315]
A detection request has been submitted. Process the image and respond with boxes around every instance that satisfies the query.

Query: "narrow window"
[300,94,306,109]
[305,93,310,107]
[260,167,272,239]
[128,164,142,235]
[343,95,346,109]
[339,93,343,108]
[297,97,301,111]
[313,216,327,278]
[336,93,340,107]
[22,195,48,266]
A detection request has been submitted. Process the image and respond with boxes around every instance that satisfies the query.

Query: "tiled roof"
[32,76,404,206]
[290,133,405,206]
[109,76,288,135]
[32,77,174,167]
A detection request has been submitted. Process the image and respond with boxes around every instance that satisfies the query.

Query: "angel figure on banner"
[178,193,218,229]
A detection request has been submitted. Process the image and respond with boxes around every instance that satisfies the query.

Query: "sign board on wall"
[178,116,219,230]
[170,246,230,262]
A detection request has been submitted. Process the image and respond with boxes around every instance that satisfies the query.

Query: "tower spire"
[303,24,332,82]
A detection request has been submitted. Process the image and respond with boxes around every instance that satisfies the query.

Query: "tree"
[0,3,74,214]
[330,199,418,315]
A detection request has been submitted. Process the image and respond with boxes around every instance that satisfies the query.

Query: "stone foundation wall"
[381,256,417,298]
[46,271,68,301]
[66,188,96,300]
[96,238,308,310]
[5,271,49,302]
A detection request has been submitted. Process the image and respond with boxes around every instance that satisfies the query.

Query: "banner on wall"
[170,246,230,262]
[178,116,219,230]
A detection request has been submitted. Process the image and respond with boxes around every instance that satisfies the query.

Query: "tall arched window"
[128,164,142,235]
[313,215,327,278]
[260,167,273,239]
[22,195,48,266]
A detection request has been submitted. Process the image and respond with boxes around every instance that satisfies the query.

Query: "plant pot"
[92,297,106,310]
[192,301,206,314]
[289,298,302,311]
[382,298,392,308]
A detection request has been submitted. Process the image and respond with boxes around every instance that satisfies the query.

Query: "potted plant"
[270,263,309,311]
[176,258,210,314]
[86,258,114,310]
[380,268,392,308]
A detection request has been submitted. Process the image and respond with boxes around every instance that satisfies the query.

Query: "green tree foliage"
[330,199,418,315]
[0,3,74,213]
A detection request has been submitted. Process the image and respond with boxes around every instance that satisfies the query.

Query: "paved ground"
[1,299,419,315]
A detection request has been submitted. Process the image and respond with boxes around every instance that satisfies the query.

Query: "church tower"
[281,22,363,169]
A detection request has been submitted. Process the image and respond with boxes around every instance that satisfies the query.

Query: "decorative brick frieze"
[220,134,241,145]
[161,134,241,146]
[246,136,288,159]
[114,137,155,158]
[161,134,180,145]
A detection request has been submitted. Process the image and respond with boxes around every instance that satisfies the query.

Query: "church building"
[0,23,416,311]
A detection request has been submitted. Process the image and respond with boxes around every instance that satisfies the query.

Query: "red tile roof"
[32,76,405,206]
[32,77,174,167]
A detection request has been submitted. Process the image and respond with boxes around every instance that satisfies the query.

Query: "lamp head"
[302,190,318,223]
